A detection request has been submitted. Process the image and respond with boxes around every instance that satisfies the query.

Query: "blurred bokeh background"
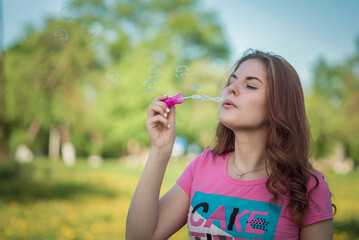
[0,0,358,239]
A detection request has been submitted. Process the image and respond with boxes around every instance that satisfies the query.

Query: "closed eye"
[246,85,257,90]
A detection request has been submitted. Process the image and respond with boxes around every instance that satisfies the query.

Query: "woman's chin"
[219,118,235,130]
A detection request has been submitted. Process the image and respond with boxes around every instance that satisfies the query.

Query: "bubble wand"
[162,94,223,107]
[162,94,185,107]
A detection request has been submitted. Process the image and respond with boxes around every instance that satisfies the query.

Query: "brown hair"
[212,49,335,225]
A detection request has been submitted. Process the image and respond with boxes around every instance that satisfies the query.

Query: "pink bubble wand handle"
[162,94,185,107]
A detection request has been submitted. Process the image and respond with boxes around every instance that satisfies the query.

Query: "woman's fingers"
[154,94,168,101]
[146,95,176,130]
[146,95,176,149]
[166,105,176,126]
[153,95,171,111]
[147,115,170,129]
[149,104,167,118]
[148,95,171,118]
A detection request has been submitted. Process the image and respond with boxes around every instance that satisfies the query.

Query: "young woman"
[126,49,335,240]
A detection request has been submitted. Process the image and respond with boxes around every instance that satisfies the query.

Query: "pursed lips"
[222,99,237,108]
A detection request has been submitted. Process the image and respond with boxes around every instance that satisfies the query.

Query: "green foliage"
[309,37,359,162]
[5,0,230,157]
[7,0,358,162]
[305,91,345,158]
[0,160,33,181]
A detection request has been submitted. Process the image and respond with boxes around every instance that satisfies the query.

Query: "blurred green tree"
[309,37,359,164]
[5,0,230,158]
[6,20,98,159]
[69,0,231,156]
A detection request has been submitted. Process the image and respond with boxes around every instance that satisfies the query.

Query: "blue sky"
[3,0,359,89]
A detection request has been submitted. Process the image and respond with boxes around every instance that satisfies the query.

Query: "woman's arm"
[300,219,333,240]
[126,95,189,240]
[126,150,189,240]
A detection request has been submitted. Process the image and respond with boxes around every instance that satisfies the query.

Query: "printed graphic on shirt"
[189,192,282,240]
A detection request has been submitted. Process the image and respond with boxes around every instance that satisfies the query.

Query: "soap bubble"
[81,20,97,37]
[60,7,72,20]
[192,84,204,95]
[191,95,202,100]
[143,79,157,94]
[148,67,161,81]
[54,30,68,44]
[213,97,224,102]
[176,65,189,80]
[200,96,212,101]
[191,84,204,100]
[105,71,119,85]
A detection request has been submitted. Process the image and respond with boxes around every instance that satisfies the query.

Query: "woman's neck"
[232,128,267,173]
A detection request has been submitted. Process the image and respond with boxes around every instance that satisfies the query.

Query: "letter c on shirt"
[190,202,209,227]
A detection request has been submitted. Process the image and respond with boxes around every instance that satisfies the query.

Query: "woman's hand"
[127,96,185,240]
[146,95,176,156]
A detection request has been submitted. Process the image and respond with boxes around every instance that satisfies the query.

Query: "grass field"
[0,158,358,240]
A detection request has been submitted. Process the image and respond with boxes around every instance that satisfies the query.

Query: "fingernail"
[163,95,168,98]
[166,108,170,113]
[168,124,170,129]
[164,113,167,118]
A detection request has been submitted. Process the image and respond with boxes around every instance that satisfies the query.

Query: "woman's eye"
[246,85,257,90]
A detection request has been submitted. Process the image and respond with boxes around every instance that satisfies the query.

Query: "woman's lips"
[223,104,236,108]
[222,99,237,108]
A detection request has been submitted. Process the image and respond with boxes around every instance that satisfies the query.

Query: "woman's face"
[219,59,269,131]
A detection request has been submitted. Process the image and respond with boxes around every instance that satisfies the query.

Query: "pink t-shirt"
[176,149,333,240]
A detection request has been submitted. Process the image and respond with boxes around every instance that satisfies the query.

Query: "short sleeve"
[176,150,208,197]
[302,171,334,226]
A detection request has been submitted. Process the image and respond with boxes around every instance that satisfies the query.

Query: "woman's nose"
[227,82,238,95]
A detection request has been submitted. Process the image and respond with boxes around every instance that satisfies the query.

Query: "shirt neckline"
[222,151,269,186]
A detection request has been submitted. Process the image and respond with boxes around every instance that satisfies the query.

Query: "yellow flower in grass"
[333,231,350,240]
[9,201,18,209]
[16,219,27,232]
[83,231,95,240]
[67,212,79,223]
[90,223,103,234]
[61,226,76,239]
[4,227,12,237]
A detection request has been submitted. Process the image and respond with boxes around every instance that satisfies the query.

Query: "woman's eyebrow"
[246,76,263,84]
[231,74,263,84]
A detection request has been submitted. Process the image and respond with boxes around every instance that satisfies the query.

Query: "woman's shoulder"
[302,169,334,226]
[308,169,326,183]
[307,169,331,196]
[190,149,215,165]
[202,148,232,157]
[194,148,219,160]
[189,149,229,167]
[199,149,231,162]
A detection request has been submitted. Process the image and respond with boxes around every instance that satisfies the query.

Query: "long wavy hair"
[212,49,335,225]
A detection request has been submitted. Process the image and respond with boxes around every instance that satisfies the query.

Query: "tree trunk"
[49,126,60,161]
[60,125,76,166]
[27,118,41,142]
